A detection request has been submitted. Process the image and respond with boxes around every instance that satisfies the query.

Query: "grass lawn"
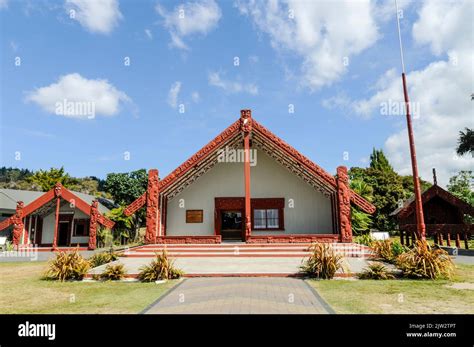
[0,262,177,314]
[308,264,474,314]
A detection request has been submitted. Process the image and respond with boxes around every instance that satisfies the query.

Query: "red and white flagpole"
[395,0,426,241]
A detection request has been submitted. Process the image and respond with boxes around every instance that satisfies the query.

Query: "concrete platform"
[86,255,370,278]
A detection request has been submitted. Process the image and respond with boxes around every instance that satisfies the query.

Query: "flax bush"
[301,243,344,279]
[138,250,184,282]
[100,263,126,281]
[45,250,90,281]
[396,241,455,280]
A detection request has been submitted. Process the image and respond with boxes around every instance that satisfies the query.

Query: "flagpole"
[395,0,426,241]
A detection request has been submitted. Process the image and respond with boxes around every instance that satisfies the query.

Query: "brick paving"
[143,277,334,314]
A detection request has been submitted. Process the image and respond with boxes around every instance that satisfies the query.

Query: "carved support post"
[241,110,252,241]
[464,233,469,250]
[336,166,352,243]
[88,200,99,250]
[12,201,25,247]
[400,230,404,246]
[145,169,160,244]
[455,233,461,249]
[52,184,62,250]
[446,232,451,247]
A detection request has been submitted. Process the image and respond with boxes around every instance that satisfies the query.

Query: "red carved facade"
[119,109,375,245]
[337,166,352,243]
[124,194,147,216]
[11,202,25,246]
[394,184,474,249]
[145,169,160,244]
[88,200,99,250]
[0,183,114,249]
[247,234,339,244]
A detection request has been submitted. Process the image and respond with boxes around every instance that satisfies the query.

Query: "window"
[73,219,89,236]
[251,198,285,231]
[254,209,280,229]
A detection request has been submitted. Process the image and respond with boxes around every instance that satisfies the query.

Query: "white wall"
[41,204,90,245]
[166,149,333,236]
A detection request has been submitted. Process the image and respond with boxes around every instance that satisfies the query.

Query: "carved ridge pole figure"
[52,183,62,250]
[88,200,99,250]
[12,201,25,247]
[241,110,252,241]
[145,169,160,244]
[337,166,352,243]
[395,0,425,240]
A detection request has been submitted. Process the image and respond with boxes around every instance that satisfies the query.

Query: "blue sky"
[1,0,472,186]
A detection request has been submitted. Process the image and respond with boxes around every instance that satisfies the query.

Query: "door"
[220,210,243,241]
[58,222,70,246]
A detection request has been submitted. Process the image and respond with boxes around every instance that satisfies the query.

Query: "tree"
[28,167,72,191]
[350,179,373,234]
[369,148,394,172]
[104,169,148,242]
[349,149,406,231]
[400,175,432,199]
[456,128,474,157]
[447,171,474,206]
[105,206,135,245]
[104,169,148,206]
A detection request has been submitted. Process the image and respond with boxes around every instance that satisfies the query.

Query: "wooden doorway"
[57,214,73,246]
[220,210,243,241]
[215,198,245,241]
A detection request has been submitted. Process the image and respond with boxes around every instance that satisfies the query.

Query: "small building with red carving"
[392,177,473,249]
[124,110,376,244]
[0,184,115,250]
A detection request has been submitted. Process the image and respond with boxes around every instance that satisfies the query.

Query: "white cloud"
[0,0,8,10]
[235,0,379,90]
[353,0,473,186]
[191,91,200,103]
[26,73,131,119]
[208,72,258,95]
[168,81,182,108]
[156,0,221,50]
[144,29,153,40]
[65,0,122,34]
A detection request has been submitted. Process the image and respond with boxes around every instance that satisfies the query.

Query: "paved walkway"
[143,278,334,314]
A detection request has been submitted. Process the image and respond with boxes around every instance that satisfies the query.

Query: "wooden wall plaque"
[186,210,203,223]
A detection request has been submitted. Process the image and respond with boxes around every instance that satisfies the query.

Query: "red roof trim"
[159,119,241,191]
[396,185,474,219]
[0,184,114,231]
[124,113,375,214]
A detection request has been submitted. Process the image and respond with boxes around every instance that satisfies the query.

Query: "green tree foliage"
[369,148,394,172]
[350,179,373,234]
[0,167,33,182]
[349,149,409,231]
[456,128,474,157]
[28,167,73,191]
[447,171,474,206]
[105,206,135,245]
[104,169,148,242]
[104,169,148,205]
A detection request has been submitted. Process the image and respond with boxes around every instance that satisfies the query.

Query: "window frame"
[73,219,90,237]
[251,198,285,231]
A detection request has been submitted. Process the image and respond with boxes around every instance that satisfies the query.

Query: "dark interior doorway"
[220,210,243,241]
[58,222,70,246]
